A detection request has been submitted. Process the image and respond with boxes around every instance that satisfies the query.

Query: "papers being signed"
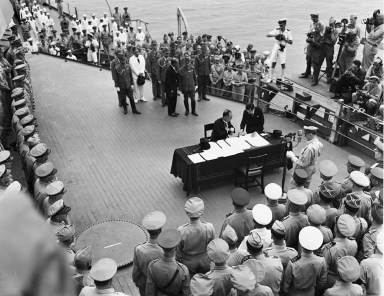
[187,133,271,164]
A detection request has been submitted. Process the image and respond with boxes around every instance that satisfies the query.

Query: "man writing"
[211,109,235,142]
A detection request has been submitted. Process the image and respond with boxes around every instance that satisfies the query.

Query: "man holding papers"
[211,109,235,141]
[240,103,265,134]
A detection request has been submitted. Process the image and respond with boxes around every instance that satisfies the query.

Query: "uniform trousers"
[312,52,325,81]
[183,91,196,113]
[363,42,378,70]
[244,83,256,103]
[197,75,209,99]
[160,81,167,105]
[232,85,245,101]
[150,73,159,99]
[118,87,137,111]
[324,45,335,78]
[304,54,312,75]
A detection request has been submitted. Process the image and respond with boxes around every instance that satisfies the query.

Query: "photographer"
[306,23,324,86]
[338,27,360,74]
[365,56,383,83]
[323,18,339,83]
[352,75,383,115]
[362,11,383,70]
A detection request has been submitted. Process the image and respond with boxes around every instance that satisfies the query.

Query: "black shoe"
[326,78,332,84]
[203,97,210,101]
[197,97,202,102]
[300,73,309,78]
[192,112,198,116]
[169,113,178,117]
[311,81,318,86]
[119,103,122,107]
[123,108,128,114]
[162,103,166,107]
[133,110,141,114]
[185,110,189,115]
[174,112,179,116]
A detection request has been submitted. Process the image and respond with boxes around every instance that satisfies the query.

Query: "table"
[170,138,287,195]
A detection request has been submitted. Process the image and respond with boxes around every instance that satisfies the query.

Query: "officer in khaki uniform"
[132,211,165,296]
[146,229,190,296]
[80,258,128,296]
[30,143,51,191]
[317,183,339,231]
[243,259,275,295]
[56,224,76,265]
[42,180,66,218]
[368,167,383,196]
[306,204,333,246]
[177,197,215,276]
[34,162,57,201]
[73,246,94,293]
[190,273,214,296]
[312,160,340,204]
[219,188,254,248]
[265,183,285,228]
[322,214,357,289]
[46,199,71,235]
[283,226,327,296]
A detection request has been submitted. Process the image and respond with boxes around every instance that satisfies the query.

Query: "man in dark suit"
[240,103,265,134]
[111,50,141,115]
[165,58,179,117]
[211,109,235,141]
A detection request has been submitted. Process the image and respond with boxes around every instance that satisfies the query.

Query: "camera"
[279,44,286,52]
[337,33,347,45]
[325,26,333,33]
[307,32,314,38]
[235,52,241,59]
[275,34,285,41]
[362,9,380,25]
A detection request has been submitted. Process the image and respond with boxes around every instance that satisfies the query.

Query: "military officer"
[264,221,298,269]
[205,238,233,295]
[265,183,285,228]
[156,47,171,107]
[42,181,66,217]
[46,199,71,235]
[34,161,57,200]
[368,167,383,196]
[282,188,309,250]
[230,265,257,294]
[80,258,128,296]
[287,169,313,210]
[73,246,94,293]
[12,106,30,135]
[286,126,323,188]
[322,214,357,289]
[366,137,383,175]
[146,229,190,295]
[146,40,161,100]
[30,143,51,176]
[312,160,340,204]
[0,150,13,169]
[317,183,339,231]
[194,45,211,101]
[0,165,13,190]
[283,226,327,296]
[306,204,333,246]
[176,197,215,276]
[323,256,363,296]
[179,54,198,116]
[222,225,247,267]
[219,188,253,248]
[56,224,76,265]
[132,211,165,296]
[243,259,274,295]
[190,273,214,296]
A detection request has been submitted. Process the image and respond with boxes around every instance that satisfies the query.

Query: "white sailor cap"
[278,18,287,23]
[83,14,87,17]
[252,204,272,225]
[142,211,166,230]
[299,226,323,250]
[92,13,95,16]
[264,183,282,200]
[304,125,318,133]
[262,51,270,56]
[103,12,107,15]
[137,26,142,30]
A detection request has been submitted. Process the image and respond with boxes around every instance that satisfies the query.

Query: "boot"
[191,100,198,116]
[184,101,189,115]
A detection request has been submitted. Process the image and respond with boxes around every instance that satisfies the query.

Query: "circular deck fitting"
[76,220,148,268]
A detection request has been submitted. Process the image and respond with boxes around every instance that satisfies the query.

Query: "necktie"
[137,58,140,63]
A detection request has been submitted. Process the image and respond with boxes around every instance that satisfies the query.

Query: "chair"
[204,123,214,140]
[235,154,267,192]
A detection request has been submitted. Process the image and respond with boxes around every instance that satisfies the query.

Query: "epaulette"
[324,241,336,249]
[314,250,323,257]
[282,216,290,221]
[290,254,301,263]
[287,247,296,251]
[368,229,377,234]
[180,223,190,228]
[347,237,355,240]
[226,212,233,218]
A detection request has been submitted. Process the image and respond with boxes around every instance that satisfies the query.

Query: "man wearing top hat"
[286,125,323,188]
[146,229,190,295]
[132,211,165,296]
[266,18,292,80]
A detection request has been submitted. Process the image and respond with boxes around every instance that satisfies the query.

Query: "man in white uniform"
[129,46,147,102]
[135,26,145,46]
[266,18,293,79]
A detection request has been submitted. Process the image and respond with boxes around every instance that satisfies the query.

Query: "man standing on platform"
[157,48,171,107]
[146,40,160,100]
[56,0,63,18]
[112,7,122,28]
[194,46,211,101]
[165,58,179,117]
[211,109,235,142]
[179,55,198,116]
[129,46,147,103]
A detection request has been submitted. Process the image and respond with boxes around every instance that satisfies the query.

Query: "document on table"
[225,137,252,150]
[188,153,206,163]
[241,133,270,147]
[199,149,219,160]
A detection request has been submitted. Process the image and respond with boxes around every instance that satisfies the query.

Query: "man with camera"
[365,57,383,83]
[305,23,324,86]
[339,27,360,74]
[352,76,383,115]
[266,18,293,80]
[323,18,339,83]
[362,11,383,70]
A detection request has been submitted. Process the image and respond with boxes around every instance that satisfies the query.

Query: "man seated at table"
[211,109,235,141]
[240,103,265,134]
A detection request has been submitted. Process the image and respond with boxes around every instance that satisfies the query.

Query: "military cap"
[278,18,287,24]
[35,162,55,178]
[51,29,57,33]
[12,73,25,81]
[157,229,181,249]
[0,165,7,178]
[337,214,356,236]
[247,231,263,249]
[184,196,204,217]
[142,211,166,230]
[372,203,383,224]
[287,188,307,205]
[319,160,338,178]
[56,224,75,242]
[299,226,322,250]
[264,183,282,200]
[293,169,308,185]
[19,114,34,127]
[221,225,238,245]
[243,259,265,283]
[207,238,230,263]
[371,167,383,181]
[271,220,286,236]
[310,13,319,17]
[13,99,27,110]
[30,143,50,158]
[46,181,65,196]
[369,75,380,82]
[303,125,318,134]
[307,204,326,225]
[113,7,118,9]
[102,24,107,27]
[4,181,22,193]
[123,7,128,9]
[14,107,29,118]
[337,256,360,282]
[190,273,214,296]
[231,187,250,206]
[344,193,361,213]
[319,183,338,201]
[250,48,257,53]
[374,137,384,152]
[90,258,117,281]
[347,155,365,169]
[20,125,35,137]
[350,171,370,187]
[27,134,40,147]
[74,246,92,270]
[252,204,272,226]
[92,25,97,29]
[11,88,24,99]
[230,265,256,292]
[47,199,64,216]
[377,231,384,253]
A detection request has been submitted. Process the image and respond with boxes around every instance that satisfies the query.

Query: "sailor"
[101,12,110,28]
[323,256,363,296]
[56,224,76,265]
[135,26,145,46]
[219,188,253,247]
[73,246,94,293]
[79,258,128,296]
[238,204,273,250]
[85,33,99,64]
[283,226,327,296]
[90,13,99,28]
[110,17,117,35]
[288,168,313,210]
[282,188,309,250]
[176,197,215,276]
[34,161,57,200]
[146,229,190,295]
[317,183,339,231]
[42,180,67,217]
[286,126,323,188]
[243,259,274,296]
[46,199,71,235]
[0,165,13,190]
[190,273,214,296]
[66,49,77,60]
[266,18,293,79]
[241,231,283,296]
[132,211,165,296]
[263,221,298,269]
[70,15,78,31]
[265,183,285,227]
[205,238,233,295]
[306,204,333,246]
[313,160,340,204]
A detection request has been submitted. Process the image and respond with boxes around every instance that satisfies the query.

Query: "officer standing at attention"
[42,180,66,217]
[312,160,340,204]
[283,226,327,296]
[34,162,57,200]
[368,167,383,196]
[56,224,76,265]
[286,126,323,188]
[264,183,285,227]
[219,188,254,248]
[146,229,190,295]
[179,54,198,116]
[79,258,128,296]
[194,45,211,101]
[73,246,94,293]
[132,211,165,296]
[316,184,339,231]
[177,197,215,276]
[306,204,333,246]
[190,273,214,296]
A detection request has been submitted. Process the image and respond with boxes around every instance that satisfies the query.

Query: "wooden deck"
[28,53,374,294]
